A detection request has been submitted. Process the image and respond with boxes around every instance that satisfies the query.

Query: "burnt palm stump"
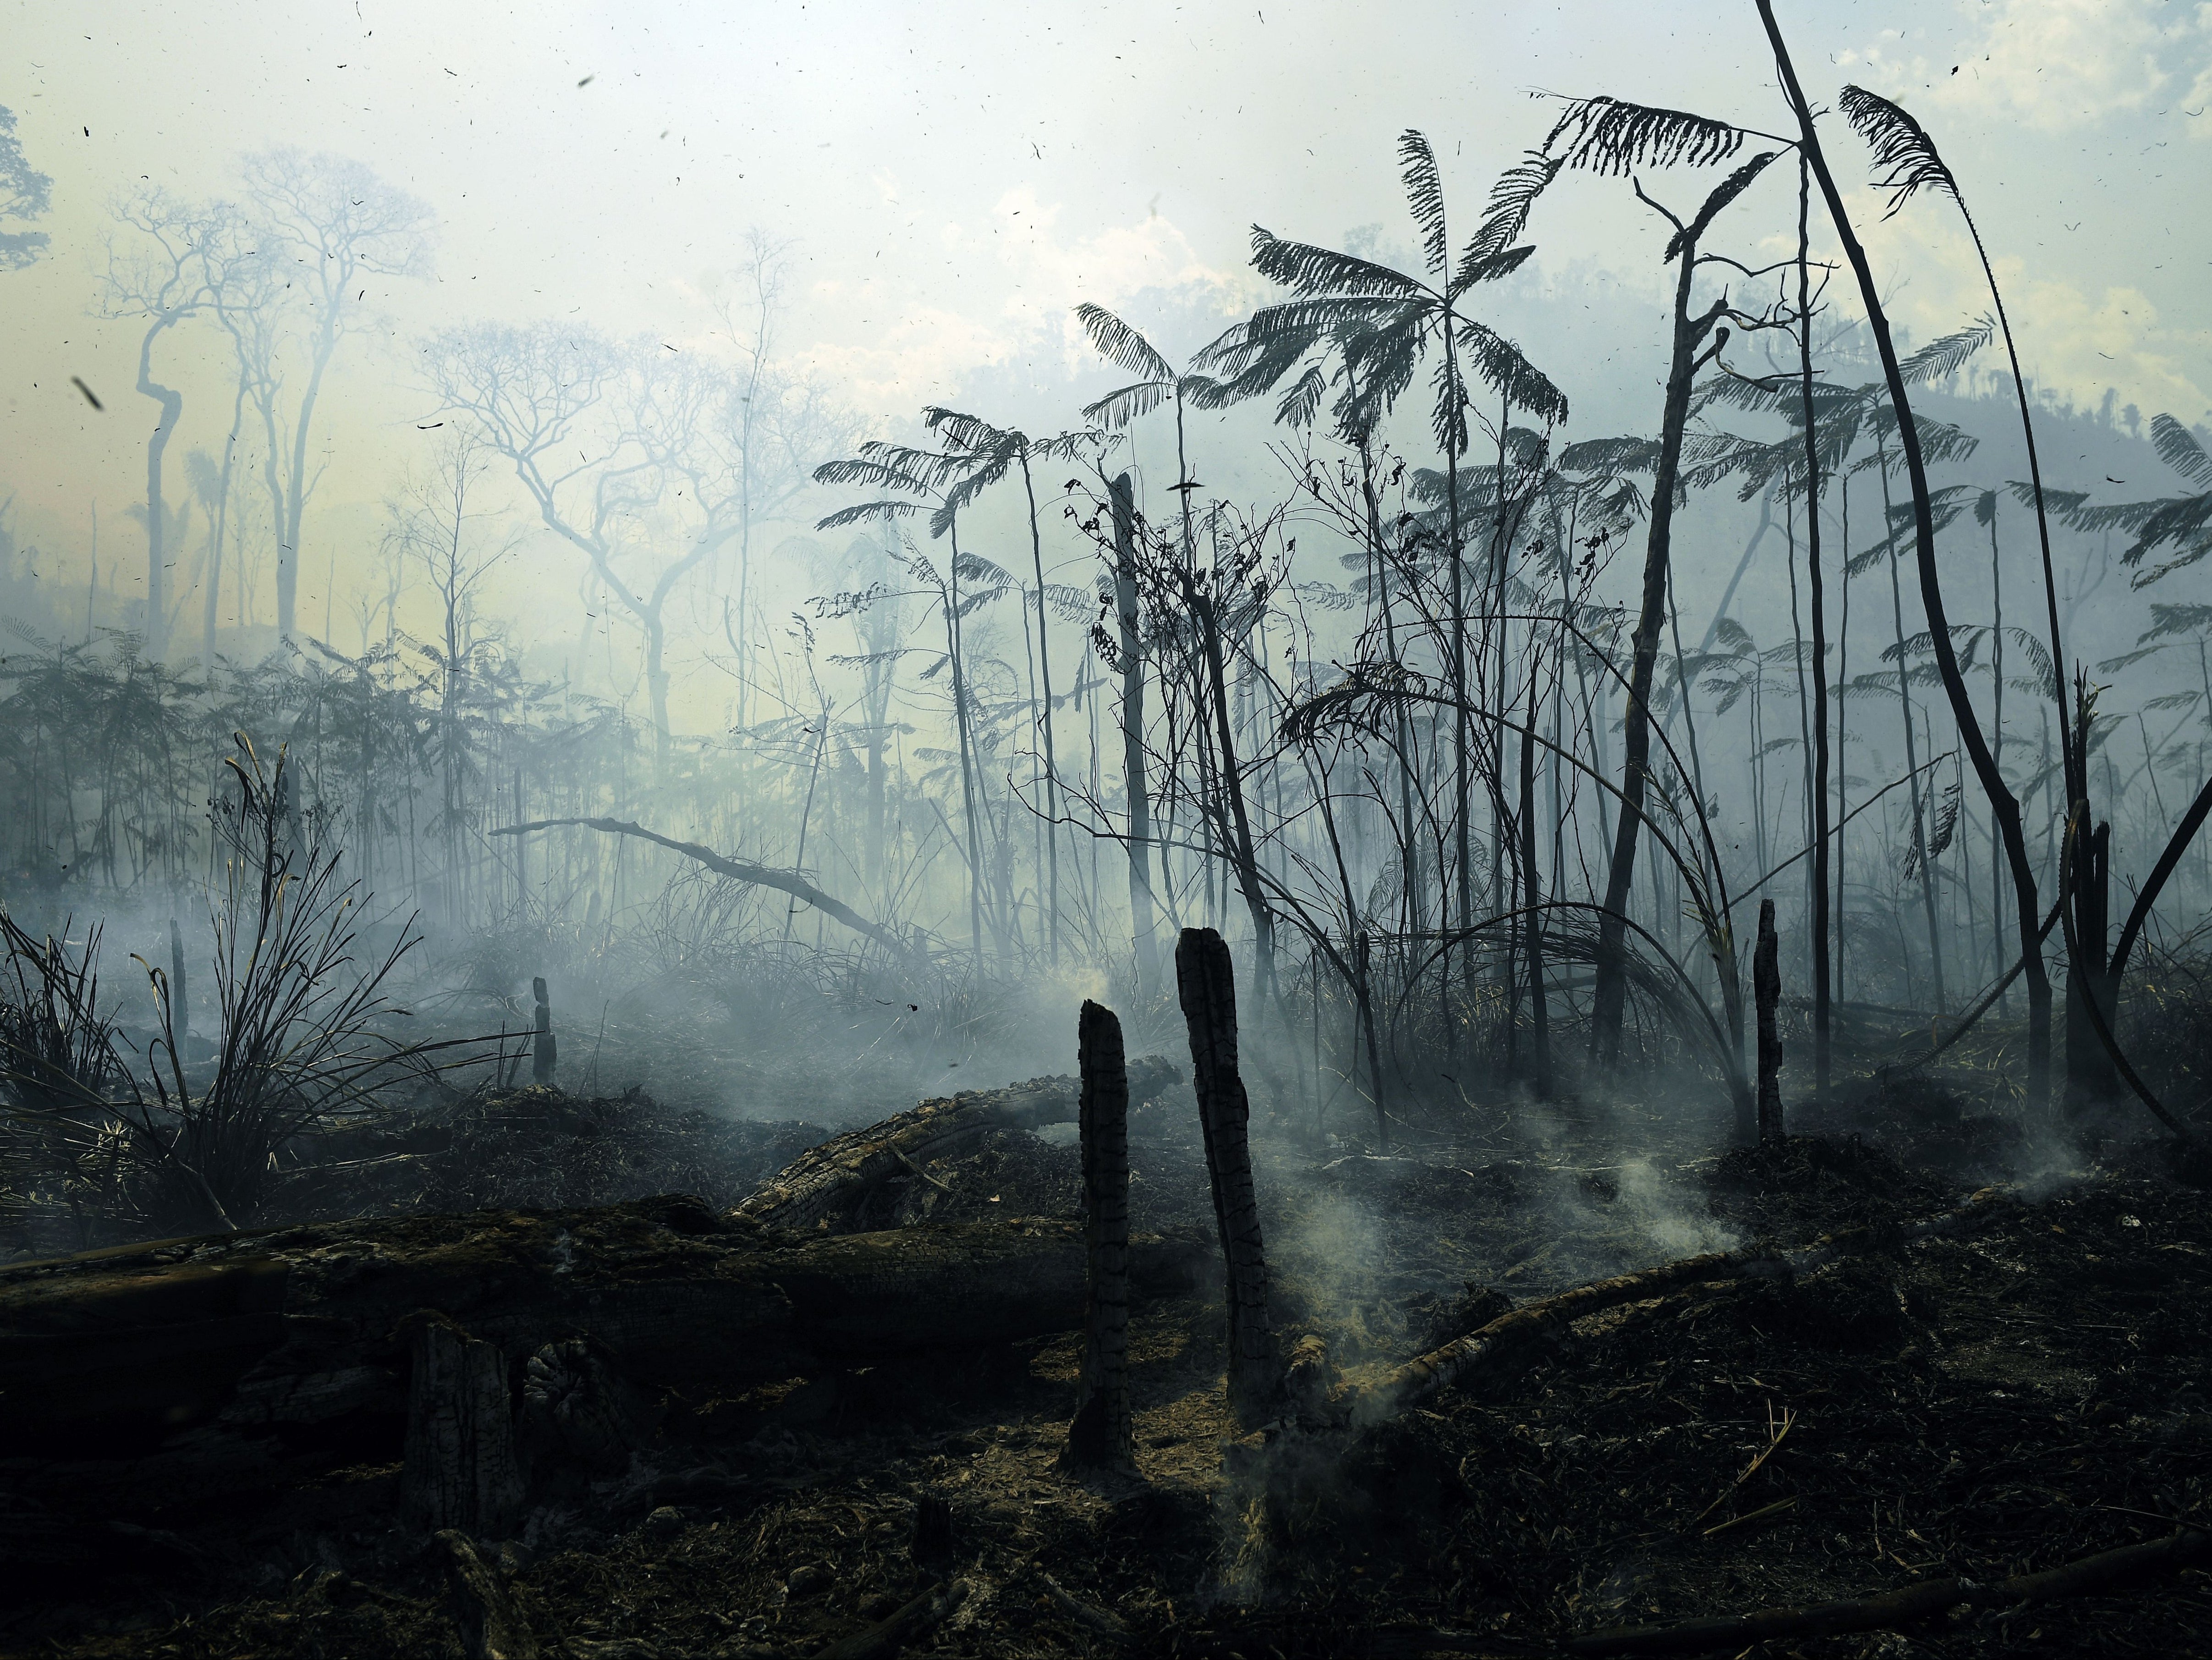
[1755,899,1783,1142]
[1061,999,1136,1472]
[1175,927,1279,1427]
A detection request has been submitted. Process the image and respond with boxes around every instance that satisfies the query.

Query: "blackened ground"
[5,1071,2211,1660]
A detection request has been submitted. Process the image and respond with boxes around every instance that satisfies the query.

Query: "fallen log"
[732,1056,1181,1234]
[1350,1186,2014,1425]
[1565,1527,2212,1656]
[0,1202,1214,1489]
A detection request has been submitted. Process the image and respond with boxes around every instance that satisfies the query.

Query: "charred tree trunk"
[402,1314,522,1538]
[1062,1000,1135,1472]
[1521,684,1552,1099]
[1755,899,1783,1143]
[2064,819,2119,1110]
[1760,0,2055,1112]
[168,917,187,1037]
[1112,473,1163,995]
[1175,927,1277,1426]
[530,977,556,1088]
[1591,252,1730,1064]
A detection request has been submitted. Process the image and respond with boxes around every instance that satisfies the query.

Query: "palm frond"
[1466,149,1563,263]
[1458,321,1569,425]
[1540,93,1745,176]
[1838,86,1959,219]
[1398,129,1449,279]
[1081,379,1173,431]
[2140,602,2212,642]
[1560,435,1661,478]
[1276,364,1328,430]
[1074,303,1174,383]
[2151,413,2212,489]
[1898,317,1993,385]
[814,498,919,532]
[1249,227,1430,300]
[1662,150,1779,261]
[1448,242,1537,297]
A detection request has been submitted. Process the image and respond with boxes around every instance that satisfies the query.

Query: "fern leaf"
[1398,129,1449,279]
[1898,317,1993,385]
[1074,303,1174,382]
[1249,227,1430,300]
[2151,413,2212,489]
[1662,150,1779,261]
[1081,379,1172,430]
[1838,86,1959,220]
[1457,320,1569,425]
[1540,93,1745,176]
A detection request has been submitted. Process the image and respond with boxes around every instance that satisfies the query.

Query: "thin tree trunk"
[1110,474,1161,994]
[1521,679,1551,1098]
[1592,248,1727,1063]
[1794,158,1834,1099]
[1760,0,2052,1111]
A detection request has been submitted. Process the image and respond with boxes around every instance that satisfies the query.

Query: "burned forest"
[6,5,2212,1657]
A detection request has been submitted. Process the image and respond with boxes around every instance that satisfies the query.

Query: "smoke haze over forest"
[6,10,2212,1654]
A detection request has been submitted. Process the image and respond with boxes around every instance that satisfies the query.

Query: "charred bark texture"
[1755,899,1783,1143]
[1176,927,1277,1425]
[1062,999,1134,1472]
[733,1059,1179,1234]
[2065,819,2120,1111]
[403,1313,523,1537]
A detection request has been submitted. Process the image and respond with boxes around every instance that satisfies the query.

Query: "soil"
[4,1066,2210,1660]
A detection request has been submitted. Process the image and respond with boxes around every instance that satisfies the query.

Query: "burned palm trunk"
[403,1313,522,1538]
[2064,819,2120,1111]
[1062,999,1134,1472]
[530,977,556,1088]
[1175,927,1277,1425]
[1755,899,1783,1142]
[168,917,187,1036]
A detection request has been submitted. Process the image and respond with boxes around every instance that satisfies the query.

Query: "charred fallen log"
[0,1201,1214,1484]
[732,1057,1180,1234]
[1348,1185,2014,1425]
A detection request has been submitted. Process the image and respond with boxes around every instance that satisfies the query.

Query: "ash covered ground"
[4,1046,2211,1660]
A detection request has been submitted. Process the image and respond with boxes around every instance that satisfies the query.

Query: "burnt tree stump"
[403,1314,523,1538]
[1062,998,1135,1472]
[1755,899,1783,1142]
[1175,927,1278,1425]
[531,977,556,1088]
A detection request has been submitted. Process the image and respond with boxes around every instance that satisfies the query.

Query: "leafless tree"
[220,151,435,643]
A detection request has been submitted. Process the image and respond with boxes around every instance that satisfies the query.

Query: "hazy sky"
[3,0,2208,589]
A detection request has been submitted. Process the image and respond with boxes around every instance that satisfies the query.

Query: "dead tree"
[530,977,556,1088]
[402,1314,523,1538]
[1062,999,1134,1472]
[1175,927,1278,1425]
[1755,899,1783,1142]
